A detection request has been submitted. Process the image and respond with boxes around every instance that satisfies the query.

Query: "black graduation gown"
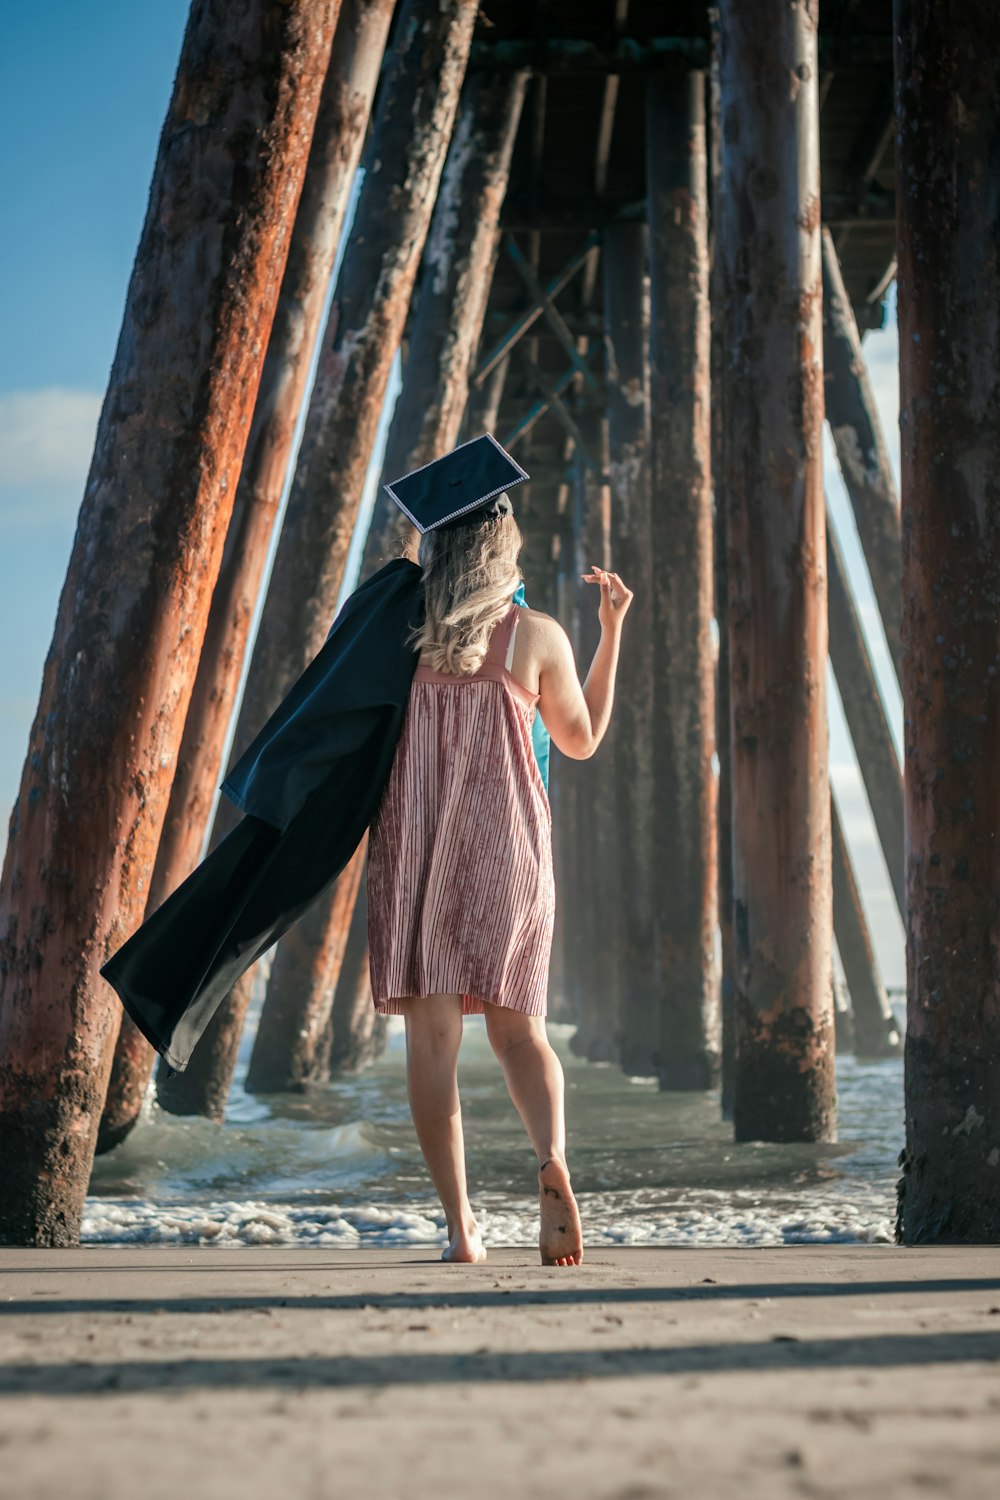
[100,557,425,1072]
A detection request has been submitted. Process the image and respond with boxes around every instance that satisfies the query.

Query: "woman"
[366,490,632,1267]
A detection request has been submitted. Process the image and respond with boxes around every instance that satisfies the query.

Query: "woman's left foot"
[539,1157,583,1266]
[442,1221,487,1263]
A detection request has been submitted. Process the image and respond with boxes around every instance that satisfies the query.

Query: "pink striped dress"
[367,601,555,1016]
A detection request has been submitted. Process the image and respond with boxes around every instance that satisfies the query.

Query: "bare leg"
[402,992,485,1264]
[483,1005,583,1267]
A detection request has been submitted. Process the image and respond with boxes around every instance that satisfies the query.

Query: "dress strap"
[486,602,520,667]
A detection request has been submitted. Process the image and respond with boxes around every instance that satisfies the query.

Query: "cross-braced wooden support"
[718,0,836,1143]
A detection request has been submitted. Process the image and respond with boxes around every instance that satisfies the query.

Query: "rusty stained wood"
[718,0,836,1144]
[98,0,395,1153]
[822,226,902,680]
[0,0,340,1245]
[646,71,720,1092]
[363,69,528,574]
[156,0,479,1122]
[895,0,1000,1245]
[826,518,905,918]
[830,795,900,1059]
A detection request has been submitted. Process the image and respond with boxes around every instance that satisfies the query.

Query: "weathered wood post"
[550,501,582,1024]
[830,795,900,1058]
[895,0,1000,1243]
[98,0,394,1150]
[156,0,479,1122]
[568,447,620,1061]
[325,877,387,1074]
[0,0,339,1244]
[718,0,836,1142]
[543,525,567,1018]
[708,34,737,1116]
[363,70,528,571]
[821,227,902,678]
[602,222,656,1075]
[589,419,624,1062]
[246,67,526,1094]
[247,841,369,1092]
[646,71,720,1091]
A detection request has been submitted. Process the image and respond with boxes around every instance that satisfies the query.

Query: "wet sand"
[1,1244,999,1499]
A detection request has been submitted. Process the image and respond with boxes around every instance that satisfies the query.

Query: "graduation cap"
[383,433,529,535]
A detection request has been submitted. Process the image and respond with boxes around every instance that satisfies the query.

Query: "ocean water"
[84,1005,905,1251]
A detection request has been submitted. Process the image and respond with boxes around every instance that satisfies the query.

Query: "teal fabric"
[511,580,550,791]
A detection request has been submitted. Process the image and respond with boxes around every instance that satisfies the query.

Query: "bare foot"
[539,1157,583,1266]
[442,1221,487,1264]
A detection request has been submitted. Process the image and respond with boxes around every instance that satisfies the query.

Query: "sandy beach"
[1,1244,998,1499]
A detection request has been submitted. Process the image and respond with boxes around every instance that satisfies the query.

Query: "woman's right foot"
[442,1220,487,1263]
[538,1158,583,1266]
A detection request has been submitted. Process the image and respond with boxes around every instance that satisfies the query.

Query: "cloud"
[0,387,101,521]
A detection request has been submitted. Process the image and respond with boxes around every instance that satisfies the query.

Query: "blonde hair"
[407,504,523,675]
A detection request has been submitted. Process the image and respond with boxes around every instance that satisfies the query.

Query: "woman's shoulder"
[515,604,555,626]
[515,605,556,634]
[513,607,571,660]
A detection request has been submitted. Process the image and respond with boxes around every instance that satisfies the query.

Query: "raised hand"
[580,564,633,631]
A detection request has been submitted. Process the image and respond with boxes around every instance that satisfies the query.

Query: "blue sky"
[0,4,905,986]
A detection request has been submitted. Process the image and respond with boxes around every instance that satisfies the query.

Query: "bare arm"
[537,567,633,760]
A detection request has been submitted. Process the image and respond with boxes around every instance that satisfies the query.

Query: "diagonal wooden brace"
[472,233,599,387]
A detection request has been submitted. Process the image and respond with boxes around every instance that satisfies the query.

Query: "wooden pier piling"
[646,70,720,1091]
[0,0,339,1243]
[364,69,528,571]
[895,0,1000,1243]
[98,0,394,1149]
[569,443,622,1063]
[718,0,836,1143]
[603,222,656,1075]
[157,0,479,1121]
[324,879,388,1076]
